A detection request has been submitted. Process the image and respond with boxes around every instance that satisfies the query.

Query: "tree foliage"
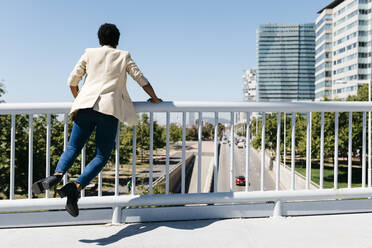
[169,123,182,142]
[0,80,5,103]
[134,113,165,162]
[185,121,224,141]
[251,84,371,165]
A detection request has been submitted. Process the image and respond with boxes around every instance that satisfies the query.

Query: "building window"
[359,74,369,80]
[359,41,370,47]
[359,9,371,14]
[359,52,371,58]
[359,64,371,69]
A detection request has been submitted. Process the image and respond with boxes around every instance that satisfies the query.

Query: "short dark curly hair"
[98,23,120,48]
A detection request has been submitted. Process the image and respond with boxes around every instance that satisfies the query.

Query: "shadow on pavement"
[79,219,217,246]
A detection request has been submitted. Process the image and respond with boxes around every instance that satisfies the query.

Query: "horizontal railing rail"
[1,188,372,211]
[1,101,372,114]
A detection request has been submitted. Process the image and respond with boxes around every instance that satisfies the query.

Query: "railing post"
[230,112,235,192]
[246,112,251,192]
[63,113,68,185]
[149,113,154,195]
[369,110,371,188]
[45,114,51,198]
[198,112,202,193]
[276,112,281,191]
[181,112,186,194]
[166,112,170,194]
[115,121,120,196]
[363,112,367,188]
[81,145,86,197]
[334,112,339,189]
[112,206,122,225]
[369,82,372,188]
[98,172,103,197]
[28,115,33,199]
[214,112,219,193]
[291,112,296,191]
[10,114,15,200]
[273,200,282,218]
[131,125,137,195]
[348,112,352,189]
[283,112,286,168]
[261,112,266,191]
[320,112,325,189]
[306,112,311,190]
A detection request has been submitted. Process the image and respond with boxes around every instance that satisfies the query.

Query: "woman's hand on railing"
[147,98,163,104]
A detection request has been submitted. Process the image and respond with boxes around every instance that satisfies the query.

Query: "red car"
[235,176,246,186]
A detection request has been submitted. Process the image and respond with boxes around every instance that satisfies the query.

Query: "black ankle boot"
[56,182,80,217]
[32,175,63,194]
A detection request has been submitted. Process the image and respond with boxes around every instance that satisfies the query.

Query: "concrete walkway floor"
[1,213,372,248]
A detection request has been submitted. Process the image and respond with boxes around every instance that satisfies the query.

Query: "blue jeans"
[55,108,118,188]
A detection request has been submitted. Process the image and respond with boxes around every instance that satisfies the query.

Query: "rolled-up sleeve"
[67,51,88,86]
[126,53,149,87]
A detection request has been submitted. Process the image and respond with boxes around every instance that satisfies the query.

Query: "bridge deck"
[1,213,371,247]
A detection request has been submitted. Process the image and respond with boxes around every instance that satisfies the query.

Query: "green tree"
[310,112,335,160]
[130,113,166,162]
[153,121,165,149]
[136,114,150,162]
[0,79,5,103]
[202,122,214,141]
[0,114,29,198]
[120,124,134,164]
[186,125,198,141]
[0,113,74,199]
[169,123,182,143]
[185,121,222,141]
[251,84,371,168]
[217,123,225,140]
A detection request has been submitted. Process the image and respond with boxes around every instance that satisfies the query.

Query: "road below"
[217,143,276,192]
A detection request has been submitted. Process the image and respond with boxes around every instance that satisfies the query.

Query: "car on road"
[235,176,246,186]
[237,142,245,148]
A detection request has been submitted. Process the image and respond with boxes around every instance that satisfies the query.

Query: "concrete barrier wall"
[261,150,319,190]
[153,153,195,193]
[188,153,215,193]
[169,154,195,192]
[204,157,215,193]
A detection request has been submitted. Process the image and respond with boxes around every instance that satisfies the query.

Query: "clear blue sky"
[0,0,329,103]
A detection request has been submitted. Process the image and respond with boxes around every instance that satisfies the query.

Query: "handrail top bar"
[1,188,372,211]
[0,102,71,114]
[1,101,372,114]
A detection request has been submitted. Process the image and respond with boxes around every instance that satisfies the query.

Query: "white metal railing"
[1,101,372,227]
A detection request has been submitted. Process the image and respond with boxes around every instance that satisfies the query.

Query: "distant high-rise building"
[188,112,195,127]
[315,0,371,101]
[239,69,257,123]
[257,24,316,101]
[242,69,257,102]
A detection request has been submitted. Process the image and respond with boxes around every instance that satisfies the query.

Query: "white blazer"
[67,45,149,125]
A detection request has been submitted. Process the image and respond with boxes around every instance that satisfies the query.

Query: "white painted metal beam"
[1,188,372,212]
[1,101,372,114]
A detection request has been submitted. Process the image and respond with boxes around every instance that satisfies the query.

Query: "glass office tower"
[257,24,315,101]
